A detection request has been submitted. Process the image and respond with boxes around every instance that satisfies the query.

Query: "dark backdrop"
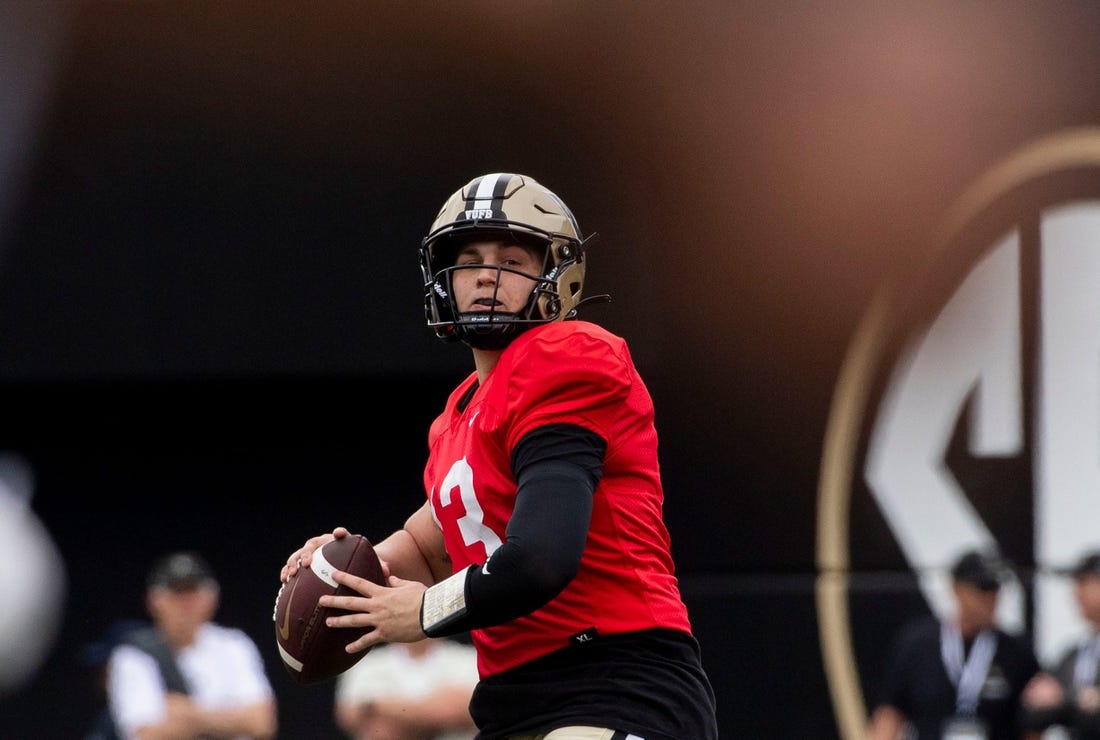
[3,2,1100,738]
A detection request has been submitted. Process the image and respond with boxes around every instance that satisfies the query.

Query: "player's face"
[147,584,219,647]
[1074,574,1100,626]
[451,240,543,315]
[953,581,999,632]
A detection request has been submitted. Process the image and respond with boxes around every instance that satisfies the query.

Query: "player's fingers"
[343,630,382,654]
[296,534,335,568]
[329,568,380,595]
[321,594,370,615]
[281,532,336,581]
[279,554,303,583]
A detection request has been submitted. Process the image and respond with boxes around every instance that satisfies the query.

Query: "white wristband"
[421,567,470,636]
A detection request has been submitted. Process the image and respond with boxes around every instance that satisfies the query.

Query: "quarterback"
[282,173,718,740]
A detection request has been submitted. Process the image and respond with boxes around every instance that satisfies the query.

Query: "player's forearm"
[334,701,362,735]
[375,502,451,585]
[133,693,202,740]
[134,720,199,740]
[425,685,478,728]
[194,699,277,739]
[370,686,475,732]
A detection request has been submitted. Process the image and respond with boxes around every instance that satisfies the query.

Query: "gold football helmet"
[420,173,602,348]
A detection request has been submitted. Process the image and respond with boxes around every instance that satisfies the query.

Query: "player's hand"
[1077,685,1100,713]
[319,572,428,651]
[280,526,349,582]
[1022,672,1064,707]
[161,692,201,734]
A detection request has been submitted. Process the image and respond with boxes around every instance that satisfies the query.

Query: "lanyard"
[940,622,998,716]
[1073,633,1100,689]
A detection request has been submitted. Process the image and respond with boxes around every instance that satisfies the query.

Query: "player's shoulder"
[892,615,940,648]
[107,640,157,668]
[198,622,261,650]
[531,319,622,343]
[504,321,632,385]
[511,320,629,364]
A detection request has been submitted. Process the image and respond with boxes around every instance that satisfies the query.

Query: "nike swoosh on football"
[278,575,301,642]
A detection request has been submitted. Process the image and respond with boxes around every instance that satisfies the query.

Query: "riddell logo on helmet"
[464,209,494,220]
[816,127,1100,740]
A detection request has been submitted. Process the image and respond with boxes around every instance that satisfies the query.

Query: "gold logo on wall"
[816,127,1100,740]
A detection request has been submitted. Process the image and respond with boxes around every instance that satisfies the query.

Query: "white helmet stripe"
[473,172,503,204]
[462,172,516,218]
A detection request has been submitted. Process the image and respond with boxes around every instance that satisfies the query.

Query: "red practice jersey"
[424,320,693,677]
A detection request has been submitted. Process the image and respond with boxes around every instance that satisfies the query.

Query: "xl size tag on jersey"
[570,627,599,646]
[941,716,988,740]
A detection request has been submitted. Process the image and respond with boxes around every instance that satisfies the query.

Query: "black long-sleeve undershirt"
[425,423,605,636]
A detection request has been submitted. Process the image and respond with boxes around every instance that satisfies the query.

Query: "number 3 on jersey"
[436,456,503,561]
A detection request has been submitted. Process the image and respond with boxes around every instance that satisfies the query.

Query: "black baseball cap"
[1071,550,1100,579]
[147,551,217,590]
[950,549,1006,591]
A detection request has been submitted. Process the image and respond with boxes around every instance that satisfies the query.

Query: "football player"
[282,173,718,740]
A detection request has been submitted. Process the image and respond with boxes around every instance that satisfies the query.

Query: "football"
[273,534,386,684]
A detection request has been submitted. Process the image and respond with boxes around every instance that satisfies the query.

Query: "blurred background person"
[1021,548,1100,740]
[0,453,65,696]
[105,551,277,740]
[334,635,478,740]
[867,548,1040,740]
[82,618,146,740]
